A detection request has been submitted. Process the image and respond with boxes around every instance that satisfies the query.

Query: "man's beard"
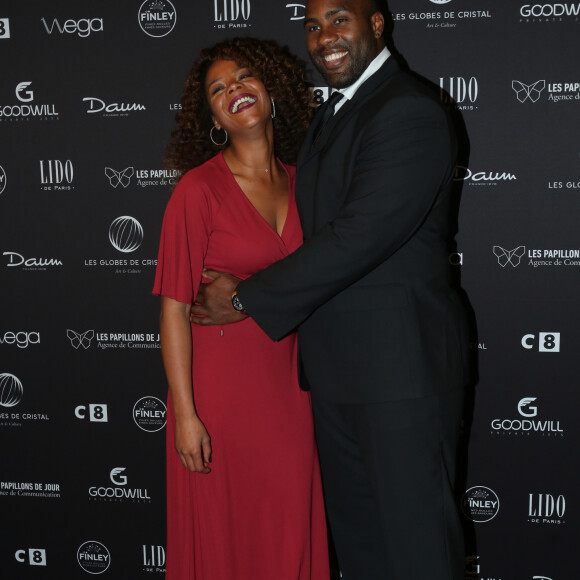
[311,38,376,89]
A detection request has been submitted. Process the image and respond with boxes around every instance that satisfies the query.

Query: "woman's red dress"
[153,153,329,580]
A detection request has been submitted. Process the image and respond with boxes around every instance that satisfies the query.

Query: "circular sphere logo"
[0,373,23,407]
[133,396,167,432]
[430,0,452,4]
[461,486,500,523]
[138,0,177,38]
[77,541,111,574]
[0,166,6,195]
[109,216,143,253]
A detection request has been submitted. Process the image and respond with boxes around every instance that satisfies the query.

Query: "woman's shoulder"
[170,154,227,202]
[176,154,224,189]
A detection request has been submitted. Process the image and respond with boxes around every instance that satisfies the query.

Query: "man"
[192,0,471,577]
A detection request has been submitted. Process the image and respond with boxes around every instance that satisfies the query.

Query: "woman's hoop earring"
[210,126,228,146]
[271,99,276,119]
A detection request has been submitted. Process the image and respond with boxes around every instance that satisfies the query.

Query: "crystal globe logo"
[138,0,177,38]
[77,541,111,574]
[430,0,452,3]
[133,396,167,432]
[109,216,143,253]
[0,373,23,407]
[0,165,6,195]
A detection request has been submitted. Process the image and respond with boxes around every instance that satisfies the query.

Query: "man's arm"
[194,96,455,340]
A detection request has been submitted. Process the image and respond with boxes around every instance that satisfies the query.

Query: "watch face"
[232,294,244,312]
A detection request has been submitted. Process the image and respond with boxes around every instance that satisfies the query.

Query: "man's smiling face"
[304,0,384,89]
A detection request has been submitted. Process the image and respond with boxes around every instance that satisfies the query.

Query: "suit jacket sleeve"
[238,94,456,341]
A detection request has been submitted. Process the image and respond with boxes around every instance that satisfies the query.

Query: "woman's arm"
[160,295,211,473]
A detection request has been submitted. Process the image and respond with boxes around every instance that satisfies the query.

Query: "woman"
[153,38,330,580]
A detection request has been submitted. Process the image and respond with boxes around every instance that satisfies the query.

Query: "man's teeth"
[231,96,256,113]
[324,51,348,63]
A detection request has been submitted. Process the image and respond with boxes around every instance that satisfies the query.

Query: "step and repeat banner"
[1,1,578,578]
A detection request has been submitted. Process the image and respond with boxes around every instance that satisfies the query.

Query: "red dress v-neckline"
[218,152,294,242]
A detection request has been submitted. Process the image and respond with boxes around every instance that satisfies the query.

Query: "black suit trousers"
[312,387,466,580]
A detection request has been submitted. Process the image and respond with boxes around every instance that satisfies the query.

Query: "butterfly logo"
[105,166,134,188]
[512,80,545,103]
[67,329,94,349]
[493,246,526,267]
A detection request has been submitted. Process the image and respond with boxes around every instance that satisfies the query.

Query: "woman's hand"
[175,415,212,473]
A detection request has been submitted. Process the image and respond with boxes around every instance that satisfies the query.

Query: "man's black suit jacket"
[237,58,471,403]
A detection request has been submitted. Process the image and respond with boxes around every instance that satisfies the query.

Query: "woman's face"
[205,59,272,134]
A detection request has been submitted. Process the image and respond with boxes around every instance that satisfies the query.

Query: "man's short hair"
[370,0,389,17]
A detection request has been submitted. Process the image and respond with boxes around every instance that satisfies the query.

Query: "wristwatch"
[231,290,246,313]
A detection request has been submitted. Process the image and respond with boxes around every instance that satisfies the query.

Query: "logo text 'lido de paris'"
[109,216,143,253]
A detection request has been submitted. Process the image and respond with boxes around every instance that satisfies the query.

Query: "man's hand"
[191,269,247,326]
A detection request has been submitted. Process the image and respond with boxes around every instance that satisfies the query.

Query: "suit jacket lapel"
[298,97,330,167]
[300,58,402,162]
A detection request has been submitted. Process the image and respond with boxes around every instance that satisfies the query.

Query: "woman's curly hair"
[165,37,313,178]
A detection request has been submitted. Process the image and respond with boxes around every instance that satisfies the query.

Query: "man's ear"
[371,11,385,39]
